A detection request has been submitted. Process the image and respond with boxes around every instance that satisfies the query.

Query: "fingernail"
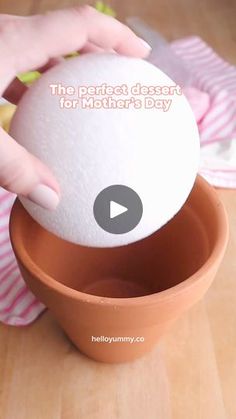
[138,37,152,51]
[27,184,60,210]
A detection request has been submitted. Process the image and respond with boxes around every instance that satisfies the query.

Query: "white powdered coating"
[10,53,199,247]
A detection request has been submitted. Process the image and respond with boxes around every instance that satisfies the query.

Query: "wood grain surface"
[0,1,236,418]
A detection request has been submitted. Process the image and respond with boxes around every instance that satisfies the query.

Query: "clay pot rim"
[10,175,228,307]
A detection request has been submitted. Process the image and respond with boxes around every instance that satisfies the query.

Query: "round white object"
[10,53,199,247]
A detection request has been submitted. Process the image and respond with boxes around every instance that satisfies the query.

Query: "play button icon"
[110,201,128,219]
[93,185,143,234]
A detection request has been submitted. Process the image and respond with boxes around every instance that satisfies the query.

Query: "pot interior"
[14,179,220,298]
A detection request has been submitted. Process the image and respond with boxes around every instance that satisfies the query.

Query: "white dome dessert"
[10,53,199,247]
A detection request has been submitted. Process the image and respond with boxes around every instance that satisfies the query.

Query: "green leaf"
[95,1,116,16]
[17,71,41,85]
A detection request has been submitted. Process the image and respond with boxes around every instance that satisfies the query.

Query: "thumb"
[0,127,60,210]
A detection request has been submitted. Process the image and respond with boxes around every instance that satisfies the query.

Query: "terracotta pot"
[9,176,228,363]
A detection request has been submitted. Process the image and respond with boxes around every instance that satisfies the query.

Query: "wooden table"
[0,1,236,418]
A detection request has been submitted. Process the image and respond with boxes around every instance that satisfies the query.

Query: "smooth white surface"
[110,201,128,219]
[10,53,200,247]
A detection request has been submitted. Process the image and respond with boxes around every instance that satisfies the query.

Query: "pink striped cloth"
[171,36,236,188]
[0,189,45,325]
[0,35,236,326]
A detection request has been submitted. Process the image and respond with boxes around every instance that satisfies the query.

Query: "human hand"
[0,6,151,210]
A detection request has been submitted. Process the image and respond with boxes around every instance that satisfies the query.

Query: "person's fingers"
[79,41,105,54]
[37,6,151,58]
[0,6,151,93]
[0,127,60,210]
[37,56,64,73]
[69,6,151,56]
[3,57,65,104]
